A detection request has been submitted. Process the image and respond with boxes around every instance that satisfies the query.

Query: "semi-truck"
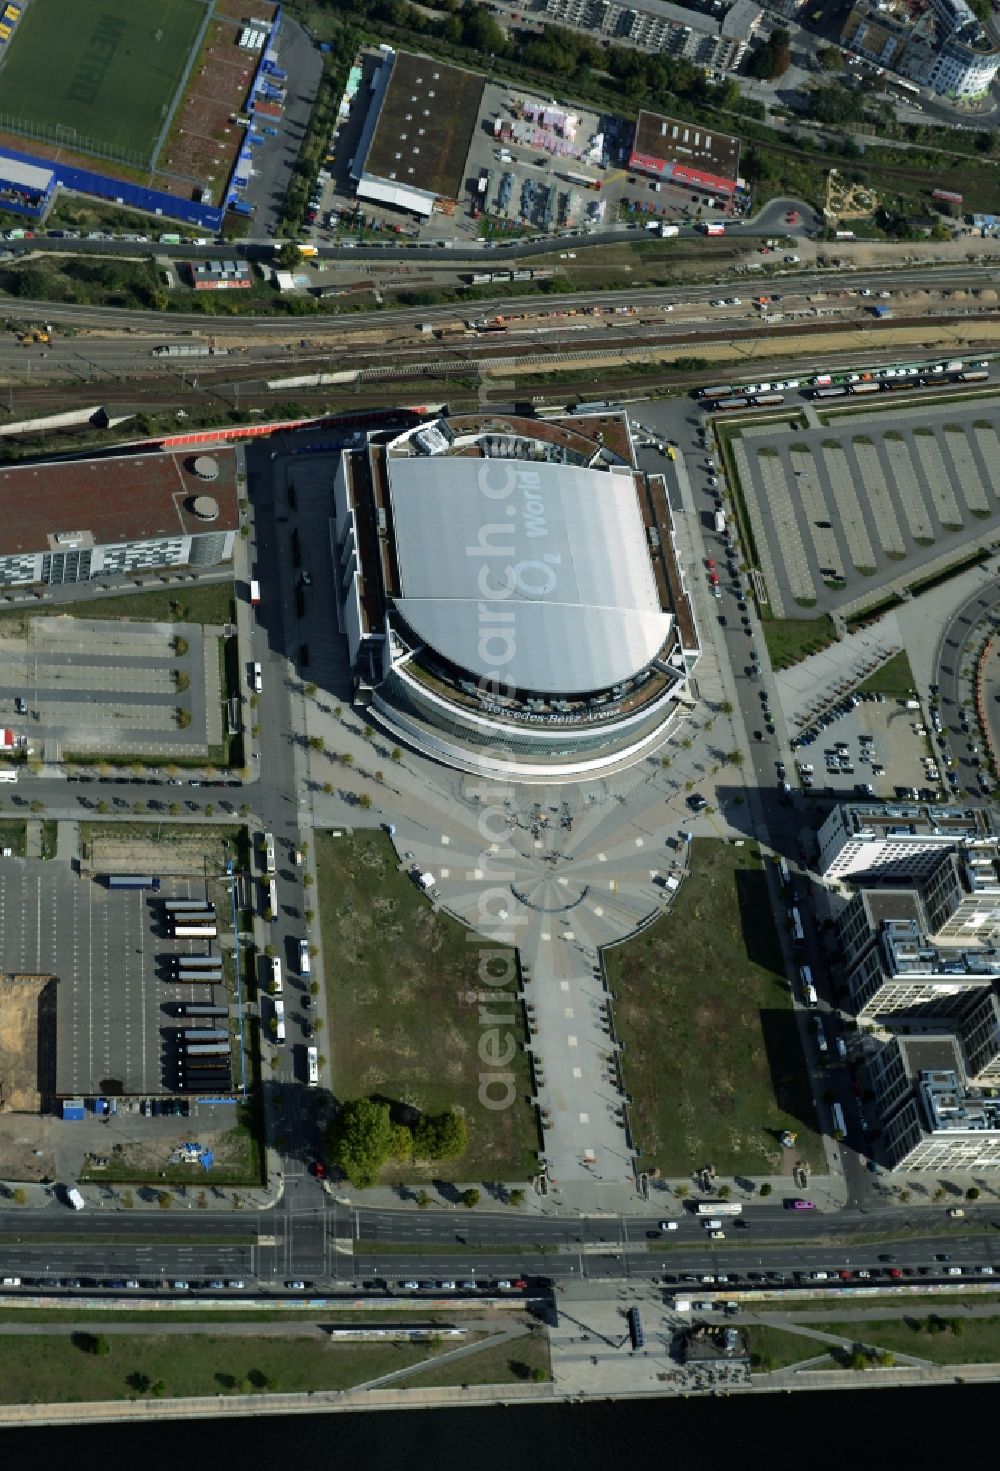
[107,874,161,890]
[165,899,214,914]
[172,924,218,939]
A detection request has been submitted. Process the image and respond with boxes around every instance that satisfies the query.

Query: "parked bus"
[274,998,286,1044]
[164,899,214,913]
[184,1043,232,1057]
[172,924,218,939]
[831,1101,846,1135]
[694,1201,743,1216]
[181,1029,228,1042]
[777,858,790,889]
[170,916,216,931]
[800,965,817,1005]
[813,1014,828,1054]
[175,969,224,984]
[298,938,311,977]
[173,954,219,968]
[263,832,276,875]
[307,1045,319,1087]
[697,384,733,400]
[790,908,805,946]
[628,1306,644,1350]
[176,1004,228,1017]
[107,874,161,890]
[270,957,283,995]
[266,878,278,919]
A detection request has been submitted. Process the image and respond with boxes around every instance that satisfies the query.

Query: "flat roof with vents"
[630,109,740,193]
[362,49,486,202]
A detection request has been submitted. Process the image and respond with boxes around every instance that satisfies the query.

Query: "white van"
[703,1218,723,1230]
[270,957,283,995]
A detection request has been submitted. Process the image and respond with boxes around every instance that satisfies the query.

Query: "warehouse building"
[350,48,486,217]
[628,109,740,201]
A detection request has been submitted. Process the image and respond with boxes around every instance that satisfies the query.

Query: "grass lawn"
[0,819,27,857]
[316,830,538,1183]
[607,840,823,1177]
[808,1314,1000,1366]
[0,1332,459,1403]
[745,1324,826,1371]
[403,1329,551,1387]
[0,583,235,629]
[0,0,204,165]
[762,615,838,671]
[857,650,916,698]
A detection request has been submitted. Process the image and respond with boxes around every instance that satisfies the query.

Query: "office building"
[817,802,995,881]
[872,1048,1000,1171]
[0,450,239,587]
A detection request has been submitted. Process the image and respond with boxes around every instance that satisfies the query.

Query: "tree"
[726,749,745,768]
[358,793,373,810]
[127,1371,152,1393]
[720,700,734,715]
[330,1097,394,1187]
[966,1186,980,1200]
[508,1188,526,1207]
[674,1183,689,1199]
[11,1188,27,1205]
[413,1109,468,1161]
[818,44,843,71]
[157,1191,172,1210]
[717,1183,731,1200]
[29,799,43,814]
[416,1188,433,1209]
[462,1187,481,1209]
[391,747,402,762]
[759,1182,772,1198]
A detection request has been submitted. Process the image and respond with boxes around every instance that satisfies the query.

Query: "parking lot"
[0,860,232,1099]
[792,694,940,800]
[0,616,219,759]
[728,399,1000,619]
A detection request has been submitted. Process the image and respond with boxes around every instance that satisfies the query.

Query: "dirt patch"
[0,975,55,1114]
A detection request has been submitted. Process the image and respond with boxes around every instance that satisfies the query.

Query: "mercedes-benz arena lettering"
[331,411,700,780]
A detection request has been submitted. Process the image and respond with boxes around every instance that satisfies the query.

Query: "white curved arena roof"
[387,456,671,694]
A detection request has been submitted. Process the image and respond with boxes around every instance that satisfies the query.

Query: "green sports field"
[0,0,206,165]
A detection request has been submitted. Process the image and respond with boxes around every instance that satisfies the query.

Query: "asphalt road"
[2,1197,1000,1290]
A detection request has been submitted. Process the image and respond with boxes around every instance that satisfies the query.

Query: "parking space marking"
[972,425,1000,502]
[732,439,786,617]
[851,439,906,558]
[820,444,877,572]
[911,433,963,529]
[756,449,816,602]
[942,428,990,517]
[790,447,842,577]
[882,437,934,543]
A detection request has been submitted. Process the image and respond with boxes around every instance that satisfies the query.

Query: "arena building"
[330,411,700,780]
[628,109,740,201]
[0,449,239,586]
